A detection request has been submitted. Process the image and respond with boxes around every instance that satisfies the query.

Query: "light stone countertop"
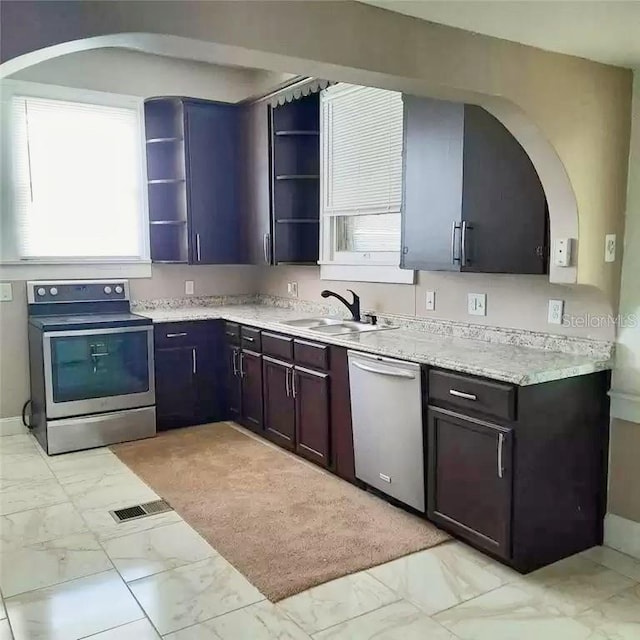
[135,304,613,386]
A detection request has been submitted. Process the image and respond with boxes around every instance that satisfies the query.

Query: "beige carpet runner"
[112,422,448,601]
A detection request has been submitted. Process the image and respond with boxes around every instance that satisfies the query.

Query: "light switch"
[468,293,487,316]
[0,283,12,302]
[425,291,436,311]
[605,234,616,263]
[548,299,564,325]
[185,280,195,295]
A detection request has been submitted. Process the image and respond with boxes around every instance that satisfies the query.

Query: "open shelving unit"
[144,99,189,263]
[270,93,320,264]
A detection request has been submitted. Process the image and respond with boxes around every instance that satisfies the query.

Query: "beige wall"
[608,420,640,522]
[260,267,616,340]
[608,70,640,525]
[9,48,277,103]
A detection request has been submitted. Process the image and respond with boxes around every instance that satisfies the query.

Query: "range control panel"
[27,280,129,304]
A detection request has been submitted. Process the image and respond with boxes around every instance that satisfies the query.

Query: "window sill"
[320,263,415,284]
[0,261,152,281]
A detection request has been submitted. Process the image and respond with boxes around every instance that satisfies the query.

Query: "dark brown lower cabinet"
[262,357,331,468]
[263,356,295,448]
[239,349,263,432]
[427,407,513,558]
[155,345,199,430]
[294,367,330,467]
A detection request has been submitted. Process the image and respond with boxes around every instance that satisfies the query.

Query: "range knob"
[114,285,123,294]
[49,287,58,296]
[104,286,112,294]
[37,287,46,297]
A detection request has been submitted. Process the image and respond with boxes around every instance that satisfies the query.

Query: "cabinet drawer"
[294,339,329,371]
[224,322,240,345]
[241,326,262,351]
[428,369,516,421]
[262,332,293,361]
[154,322,201,348]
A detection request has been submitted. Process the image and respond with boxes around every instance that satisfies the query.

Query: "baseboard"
[604,513,640,559]
[0,416,28,437]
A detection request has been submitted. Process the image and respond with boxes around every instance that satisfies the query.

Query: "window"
[3,86,147,264]
[320,83,413,283]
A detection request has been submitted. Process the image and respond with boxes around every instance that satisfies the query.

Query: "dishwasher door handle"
[352,361,416,379]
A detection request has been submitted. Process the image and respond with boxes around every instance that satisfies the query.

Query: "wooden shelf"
[275,130,320,136]
[148,178,186,185]
[276,218,320,224]
[146,137,183,144]
[275,174,319,181]
[149,220,187,226]
[152,260,188,264]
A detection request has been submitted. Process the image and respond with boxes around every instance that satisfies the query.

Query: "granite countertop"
[135,303,613,386]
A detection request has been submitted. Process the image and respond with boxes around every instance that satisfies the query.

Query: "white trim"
[0,417,28,437]
[609,390,640,423]
[0,262,152,281]
[604,513,640,560]
[320,263,415,284]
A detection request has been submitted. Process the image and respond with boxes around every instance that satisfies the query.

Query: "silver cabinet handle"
[461,221,472,267]
[232,349,238,376]
[196,233,202,262]
[263,232,271,264]
[226,331,236,337]
[451,222,461,264]
[243,336,255,343]
[166,332,187,338]
[285,367,291,397]
[449,389,477,401]
[239,352,245,378]
[497,433,505,479]
[192,347,197,374]
[292,370,297,398]
[352,361,416,379]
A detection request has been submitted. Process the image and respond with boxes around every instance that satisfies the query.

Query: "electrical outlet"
[0,283,12,302]
[548,299,564,325]
[287,282,298,297]
[425,291,436,311]
[468,293,487,316]
[185,280,195,295]
[605,234,616,263]
[553,238,572,267]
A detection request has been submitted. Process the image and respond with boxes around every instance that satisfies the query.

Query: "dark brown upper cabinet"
[242,93,320,266]
[401,96,548,274]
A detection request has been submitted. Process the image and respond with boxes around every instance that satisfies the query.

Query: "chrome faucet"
[321,289,361,322]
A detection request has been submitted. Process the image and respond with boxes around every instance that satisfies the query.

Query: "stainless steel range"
[27,280,156,454]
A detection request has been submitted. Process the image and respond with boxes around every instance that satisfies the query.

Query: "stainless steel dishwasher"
[348,350,425,512]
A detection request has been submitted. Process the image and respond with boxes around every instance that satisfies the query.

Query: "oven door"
[43,326,155,419]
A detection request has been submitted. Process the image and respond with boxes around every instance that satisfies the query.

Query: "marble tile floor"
[0,429,638,640]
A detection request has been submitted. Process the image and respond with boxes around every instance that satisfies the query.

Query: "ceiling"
[360,1,640,68]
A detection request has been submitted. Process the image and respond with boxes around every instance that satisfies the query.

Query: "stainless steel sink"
[281,317,395,335]
[281,317,344,328]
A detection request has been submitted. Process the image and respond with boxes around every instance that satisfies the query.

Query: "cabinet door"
[240,350,263,432]
[263,357,295,449]
[185,101,245,264]
[194,326,226,425]
[427,407,513,558]
[155,346,198,430]
[401,95,464,271]
[225,344,242,421]
[461,105,547,274]
[242,101,272,265]
[294,367,330,467]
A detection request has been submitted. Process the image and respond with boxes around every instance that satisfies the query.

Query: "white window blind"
[321,84,403,217]
[11,95,143,260]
